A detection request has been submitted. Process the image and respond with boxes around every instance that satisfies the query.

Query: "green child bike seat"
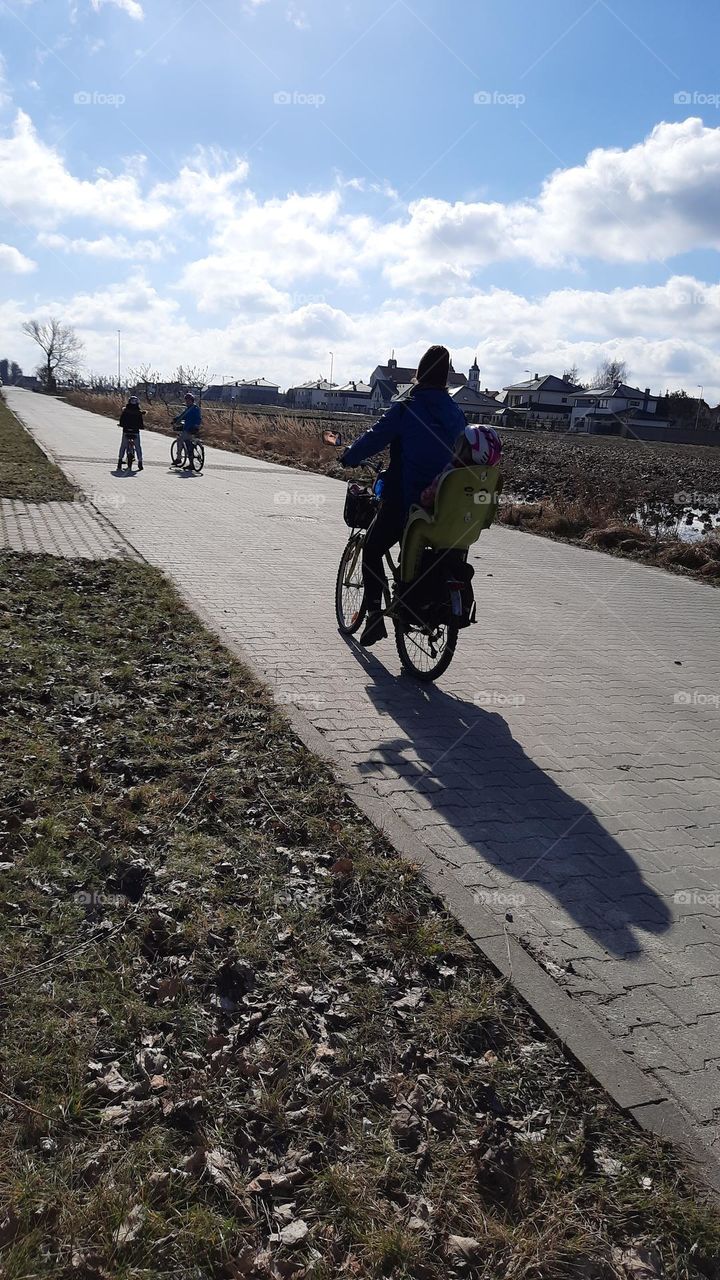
[400,463,503,582]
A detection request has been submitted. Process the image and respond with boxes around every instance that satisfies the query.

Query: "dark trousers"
[363,501,405,612]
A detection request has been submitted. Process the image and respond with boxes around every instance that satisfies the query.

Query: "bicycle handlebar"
[323,431,381,477]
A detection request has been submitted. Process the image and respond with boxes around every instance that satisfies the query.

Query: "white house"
[569,383,658,428]
[448,383,500,423]
[325,380,374,413]
[286,378,337,410]
[230,378,281,406]
[502,374,578,423]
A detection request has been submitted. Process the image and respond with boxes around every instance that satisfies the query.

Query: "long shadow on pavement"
[346,646,671,962]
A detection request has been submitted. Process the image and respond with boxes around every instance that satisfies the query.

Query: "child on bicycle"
[117,395,145,471]
[172,392,202,471]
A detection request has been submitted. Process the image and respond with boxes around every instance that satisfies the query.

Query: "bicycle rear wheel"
[395,618,459,682]
[335,534,366,635]
[191,441,205,473]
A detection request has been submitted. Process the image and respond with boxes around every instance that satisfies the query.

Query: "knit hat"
[415,344,450,389]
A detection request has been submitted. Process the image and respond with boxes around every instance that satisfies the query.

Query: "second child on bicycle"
[172,392,202,471]
[340,345,464,646]
[117,395,145,471]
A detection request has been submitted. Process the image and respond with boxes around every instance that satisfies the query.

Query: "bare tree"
[22,318,84,392]
[88,372,121,395]
[128,363,161,403]
[561,364,585,388]
[590,358,628,389]
[173,364,209,400]
[0,359,23,384]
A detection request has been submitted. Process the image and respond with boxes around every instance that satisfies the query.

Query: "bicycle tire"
[170,438,182,466]
[335,535,366,635]
[395,617,459,682]
[191,442,205,473]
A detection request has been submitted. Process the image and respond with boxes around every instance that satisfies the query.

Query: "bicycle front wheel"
[335,534,366,635]
[395,618,459,682]
[170,438,182,466]
[191,442,205,473]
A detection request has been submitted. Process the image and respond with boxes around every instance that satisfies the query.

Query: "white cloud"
[367,117,720,286]
[179,191,369,308]
[37,231,173,261]
[7,273,720,403]
[0,111,170,230]
[5,113,720,400]
[152,146,250,224]
[0,243,36,273]
[90,0,144,20]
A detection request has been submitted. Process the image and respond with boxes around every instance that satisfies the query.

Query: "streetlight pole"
[117,330,121,391]
[329,351,334,385]
[695,385,704,431]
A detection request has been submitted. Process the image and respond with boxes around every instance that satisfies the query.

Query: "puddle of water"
[634,505,720,543]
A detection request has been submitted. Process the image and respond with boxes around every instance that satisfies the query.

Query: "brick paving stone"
[7,386,720,1154]
[1,497,131,559]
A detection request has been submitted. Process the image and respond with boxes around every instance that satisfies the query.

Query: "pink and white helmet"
[465,424,502,466]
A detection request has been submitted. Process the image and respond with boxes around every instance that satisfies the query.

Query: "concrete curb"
[10,392,720,1195]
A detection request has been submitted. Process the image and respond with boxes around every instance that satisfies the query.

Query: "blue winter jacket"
[174,404,201,432]
[341,388,465,516]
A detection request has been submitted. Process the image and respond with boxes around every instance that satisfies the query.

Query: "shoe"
[138,463,144,471]
[359,611,387,647]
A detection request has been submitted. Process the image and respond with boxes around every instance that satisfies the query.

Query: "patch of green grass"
[0,551,719,1280]
[0,395,76,501]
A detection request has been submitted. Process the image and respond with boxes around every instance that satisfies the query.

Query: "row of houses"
[279,355,502,420]
[121,357,718,440]
[199,362,704,437]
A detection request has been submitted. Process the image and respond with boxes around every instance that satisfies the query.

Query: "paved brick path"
[6,388,720,1159]
[1,497,132,558]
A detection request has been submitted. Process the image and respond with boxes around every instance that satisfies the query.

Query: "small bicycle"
[171,429,205,473]
[125,435,136,471]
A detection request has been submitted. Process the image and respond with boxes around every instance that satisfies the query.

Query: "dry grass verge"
[0,394,75,502]
[1,551,720,1279]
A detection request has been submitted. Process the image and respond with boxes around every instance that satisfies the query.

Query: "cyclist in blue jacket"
[172,392,202,470]
[340,345,464,647]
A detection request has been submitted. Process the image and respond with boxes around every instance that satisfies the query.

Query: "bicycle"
[171,429,205,473]
[333,457,469,682]
[125,435,136,471]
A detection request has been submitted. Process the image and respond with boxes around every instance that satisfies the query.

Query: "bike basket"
[343,482,375,530]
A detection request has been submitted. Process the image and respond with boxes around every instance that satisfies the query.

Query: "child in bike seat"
[419,423,502,510]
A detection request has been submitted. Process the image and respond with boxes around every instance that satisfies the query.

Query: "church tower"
[469,356,480,392]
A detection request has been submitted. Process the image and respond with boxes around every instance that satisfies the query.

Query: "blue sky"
[1,0,720,395]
